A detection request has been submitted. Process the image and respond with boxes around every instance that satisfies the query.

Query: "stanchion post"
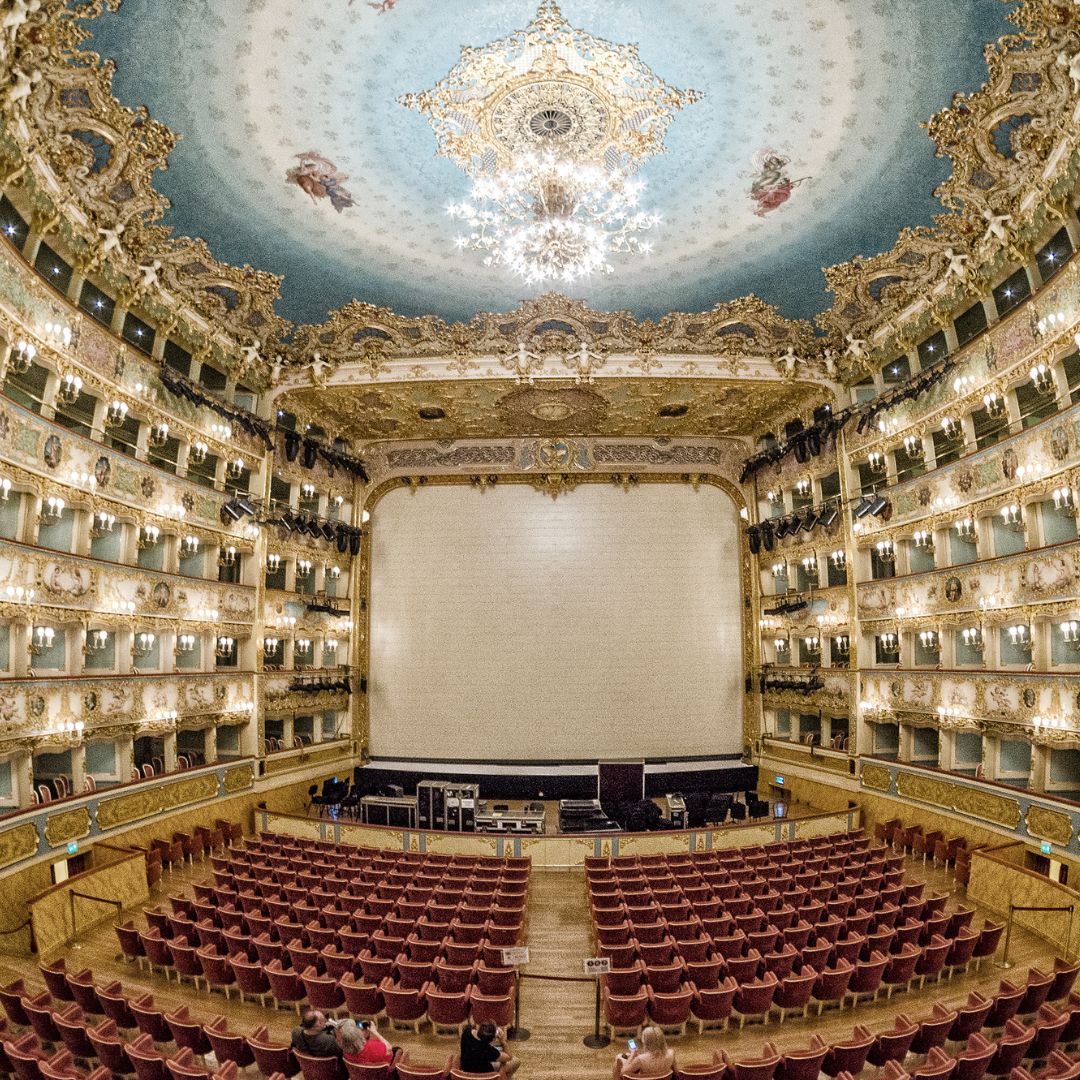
[507,970,530,1041]
[995,904,1015,969]
[583,977,610,1049]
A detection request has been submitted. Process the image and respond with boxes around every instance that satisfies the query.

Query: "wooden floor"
[0,850,1060,1080]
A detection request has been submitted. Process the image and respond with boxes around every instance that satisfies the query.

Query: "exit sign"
[66,842,78,855]
[1040,841,1052,855]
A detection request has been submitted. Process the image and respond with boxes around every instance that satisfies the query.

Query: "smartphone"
[358,1021,369,1030]
[627,1040,637,1052]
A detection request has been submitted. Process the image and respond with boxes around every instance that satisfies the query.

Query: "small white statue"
[7,66,39,109]
[781,346,803,374]
[943,247,969,280]
[239,339,262,368]
[97,222,125,256]
[822,349,838,379]
[505,341,540,383]
[1058,50,1080,95]
[137,259,162,290]
[566,342,603,383]
[844,333,868,359]
[2,0,41,39]
[269,358,283,386]
[310,352,330,385]
[981,209,1012,244]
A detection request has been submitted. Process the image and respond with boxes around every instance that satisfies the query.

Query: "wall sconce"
[189,441,208,465]
[794,478,812,499]
[962,626,984,651]
[262,636,280,655]
[83,629,108,654]
[833,634,850,658]
[801,556,818,580]
[802,634,821,657]
[301,483,317,500]
[56,372,82,405]
[953,373,977,395]
[215,635,235,659]
[982,391,1006,418]
[867,451,887,475]
[1036,311,1067,336]
[903,435,924,460]
[42,321,71,348]
[912,529,934,551]
[1007,624,1032,651]
[326,565,341,581]
[878,632,900,658]
[8,339,35,374]
[210,422,232,441]
[295,638,312,656]
[766,490,778,504]
[773,637,789,655]
[137,524,161,549]
[225,457,245,480]
[175,633,196,655]
[181,535,200,558]
[875,540,895,564]
[919,629,940,652]
[132,631,156,658]
[771,561,786,579]
[1030,363,1055,395]
[149,421,170,448]
[89,510,116,539]
[954,517,977,544]
[104,400,128,428]
[829,549,847,570]
[324,638,338,656]
[296,558,312,579]
[940,416,962,442]
[1061,620,1080,647]
[267,554,282,575]
[4,585,35,604]
[999,503,1023,530]
[39,495,65,525]
[0,478,10,501]
[218,545,237,567]
[361,507,370,525]
[29,626,55,655]
[334,495,345,508]
[1052,487,1076,516]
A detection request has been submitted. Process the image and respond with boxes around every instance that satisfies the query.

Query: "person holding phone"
[339,1021,394,1066]
[460,1022,520,1076]
[612,1026,675,1078]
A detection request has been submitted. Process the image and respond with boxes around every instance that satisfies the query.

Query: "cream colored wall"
[369,483,744,761]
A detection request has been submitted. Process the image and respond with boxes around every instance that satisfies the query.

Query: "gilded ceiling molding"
[0,2,1073,387]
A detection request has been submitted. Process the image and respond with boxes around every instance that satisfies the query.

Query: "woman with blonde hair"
[613,1026,675,1078]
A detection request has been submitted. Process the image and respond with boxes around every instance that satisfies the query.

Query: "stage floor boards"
[0,850,1060,1080]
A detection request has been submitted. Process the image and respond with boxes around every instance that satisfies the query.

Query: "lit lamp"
[218,545,237,567]
[833,634,850,658]
[39,495,65,525]
[903,435,924,459]
[301,483,317,500]
[954,518,977,544]
[296,558,313,579]
[1030,363,1055,395]
[29,626,55,655]
[940,416,962,442]
[89,510,116,538]
[132,632,156,658]
[912,528,934,551]
[1052,487,1076,516]
[874,540,895,564]
[84,629,108,654]
[175,633,196,655]
[771,561,786,579]
[8,339,35,374]
[801,556,818,581]
[56,372,82,405]
[1060,620,1080,648]
[953,373,977,395]
[326,565,341,581]
[104,400,128,428]
[324,638,338,656]
[295,638,312,657]
[962,626,984,652]
[999,503,1023,530]
[261,636,280,655]
[137,524,161,549]
[1007,624,1032,654]
[149,421,170,448]
[225,458,245,480]
[266,554,281,574]
[215,635,235,659]
[829,549,847,570]
[983,391,1006,418]
[919,629,940,653]
[0,478,10,501]
[180,535,200,557]
[867,451,887,475]
[189,441,208,465]
[773,637,789,656]
[794,478,812,499]
[802,634,821,658]
[878,632,899,658]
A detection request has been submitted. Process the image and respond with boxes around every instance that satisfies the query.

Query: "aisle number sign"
[501,947,530,966]
[583,957,611,977]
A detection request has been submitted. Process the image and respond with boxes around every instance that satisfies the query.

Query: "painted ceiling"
[82,1,1013,329]
[276,376,824,442]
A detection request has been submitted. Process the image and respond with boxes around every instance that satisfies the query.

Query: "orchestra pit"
[0,3,1078,1079]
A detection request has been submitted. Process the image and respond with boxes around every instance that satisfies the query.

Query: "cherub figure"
[504,341,541,384]
[97,222,125,257]
[844,333,868,359]
[564,342,605,384]
[780,346,803,374]
[943,248,969,280]
[138,259,162,290]
[7,66,39,109]
[981,209,1012,244]
[2,0,41,40]
[310,352,330,386]
[269,358,283,386]
[822,349,838,379]
[239,339,262,369]
[1058,50,1080,95]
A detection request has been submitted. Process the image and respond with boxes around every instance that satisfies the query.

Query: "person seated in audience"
[460,1021,520,1076]
[339,1021,394,1066]
[613,1026,675,1079]
[290,1009,343,1059]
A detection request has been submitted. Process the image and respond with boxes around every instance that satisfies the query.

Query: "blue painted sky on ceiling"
[84,0,1014,327]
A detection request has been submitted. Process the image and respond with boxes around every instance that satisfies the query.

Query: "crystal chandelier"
[448,152,659,285]
[404,1,699,285]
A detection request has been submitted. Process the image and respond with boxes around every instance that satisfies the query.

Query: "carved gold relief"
[0,823,40,869]
[895,771,1021,829]
[222,763,255,794]
[860,763,893,792]
[1025,804,1073,847]
[43,807,91,849]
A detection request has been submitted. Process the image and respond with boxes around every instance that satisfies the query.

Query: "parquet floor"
[0,849,1059,1080]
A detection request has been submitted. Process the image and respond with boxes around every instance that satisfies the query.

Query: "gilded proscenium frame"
[354,471,759,758]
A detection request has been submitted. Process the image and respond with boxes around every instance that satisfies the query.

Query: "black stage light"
[760,520,775,552]
[220,499,242,523]
[349,530,361,556]
[774,516,790,539]
[793,435,808,464]
[747,526,761,555]
[284,431,301,462]
[870,494,889,517]
[800,510,818,532]
[813,404,833,424]
[321,522,336,542]
[336,525,349,553]
[806,428,822,457]
[854,495,875,519]
[302,439,318,469]
[819,504,839,528]
[307,520,324,539]
[236,497,257,518]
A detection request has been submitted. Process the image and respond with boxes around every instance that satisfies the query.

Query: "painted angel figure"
[748,150,809,218]
[844,333,868,360]
[286,151,355,213]
[981,209,1012,244]
[943,248,969,280]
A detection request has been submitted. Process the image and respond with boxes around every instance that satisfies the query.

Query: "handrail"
[69,890,121,927]
[0,920,31,937]
[997,902,1075,968]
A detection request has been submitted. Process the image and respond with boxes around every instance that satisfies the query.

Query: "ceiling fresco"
[81,0,1014,328]
[275,376,825,442]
